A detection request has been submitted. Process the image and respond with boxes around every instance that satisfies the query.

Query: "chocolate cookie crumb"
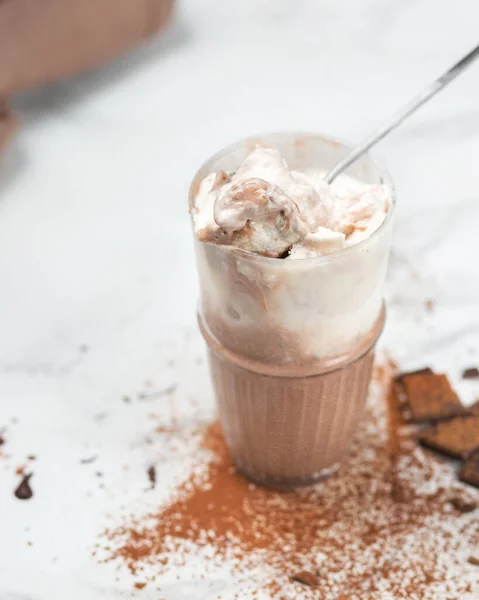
[147,465,156,489]
[134,582,147,590]
[400,371,465,422]
[419,416,479,458]
[14,473,33,500]
[467,556,479,566]
[459,448,479,488]
[449,496,477,513]
[291,571,319,587]
[463,367,479,380]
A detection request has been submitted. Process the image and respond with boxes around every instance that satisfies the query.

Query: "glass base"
[236,462,340,491]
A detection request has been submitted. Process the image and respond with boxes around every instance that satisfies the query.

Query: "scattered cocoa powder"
[133,582,147,590]
[99,365,478,599]
[155,424,178,434]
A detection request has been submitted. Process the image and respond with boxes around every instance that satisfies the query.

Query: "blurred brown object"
[0,0,173,154]
[0,0,174,95]
[0,100,17,152]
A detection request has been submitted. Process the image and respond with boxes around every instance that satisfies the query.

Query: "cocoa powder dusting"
[101,365,478,598]
[133,582,147,590]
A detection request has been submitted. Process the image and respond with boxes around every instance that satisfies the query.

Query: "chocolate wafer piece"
[419,416,479,458]
[396,367,433,380]
[399,370,465,422]
[459,448,479,489]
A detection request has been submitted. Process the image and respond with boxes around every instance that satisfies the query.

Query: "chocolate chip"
[462,367,479,380]
[0,435,4,446]
[14,473,33,500]
[467,556,479,566]
[147,465,156,489]
[291,570,319,587]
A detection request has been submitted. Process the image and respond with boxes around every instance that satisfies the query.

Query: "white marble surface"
[1,1,479,598]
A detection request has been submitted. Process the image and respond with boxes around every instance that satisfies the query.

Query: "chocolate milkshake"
[190,133,394,488]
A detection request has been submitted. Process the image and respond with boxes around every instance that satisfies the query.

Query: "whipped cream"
[192,147,391,258]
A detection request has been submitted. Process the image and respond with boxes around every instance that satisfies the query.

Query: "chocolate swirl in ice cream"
[192,146,390,258]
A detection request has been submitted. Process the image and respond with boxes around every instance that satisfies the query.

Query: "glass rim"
[188,131,396,266]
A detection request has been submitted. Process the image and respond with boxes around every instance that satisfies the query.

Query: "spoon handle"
[325,44,479,184]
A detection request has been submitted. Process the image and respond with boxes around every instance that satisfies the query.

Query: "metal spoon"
[324,43,479,184]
